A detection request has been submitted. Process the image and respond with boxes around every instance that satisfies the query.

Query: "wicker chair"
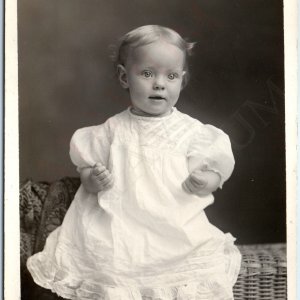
[20,177,287,300]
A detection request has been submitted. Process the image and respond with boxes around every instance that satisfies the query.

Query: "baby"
[27,25,241,300]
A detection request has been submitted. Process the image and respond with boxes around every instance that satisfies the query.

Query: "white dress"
[27,108,241,300]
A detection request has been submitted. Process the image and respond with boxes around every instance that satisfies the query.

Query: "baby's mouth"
[149,96,166,100]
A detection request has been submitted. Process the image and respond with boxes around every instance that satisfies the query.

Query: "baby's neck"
[130,107,173,118]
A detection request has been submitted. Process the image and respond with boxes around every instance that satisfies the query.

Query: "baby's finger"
[99,174,113,185]
[182,179,196,194]
[92,165,106,176]
[95,169,111,180]
[102,177,114,190]
[189,175,207,189]
[97,175,114,190]
[182,173,208,194]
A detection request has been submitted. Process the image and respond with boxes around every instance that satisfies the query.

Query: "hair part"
[112,25,195,88]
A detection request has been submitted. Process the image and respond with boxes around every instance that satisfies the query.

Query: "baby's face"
[121,41,185,117]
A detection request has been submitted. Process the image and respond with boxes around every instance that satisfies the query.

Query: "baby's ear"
[181,71,187,90]
[117,64,129,89]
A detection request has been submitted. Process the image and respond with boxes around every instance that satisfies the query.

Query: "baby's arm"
[184,125,235,196]
[80,163,114,194]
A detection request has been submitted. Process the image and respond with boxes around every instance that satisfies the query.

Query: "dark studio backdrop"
[18,0,285,244]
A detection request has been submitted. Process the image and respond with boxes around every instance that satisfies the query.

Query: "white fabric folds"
[27,108,241,300]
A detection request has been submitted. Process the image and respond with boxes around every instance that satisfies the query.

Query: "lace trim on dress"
[27,257,234,300]
[27,234,240,300]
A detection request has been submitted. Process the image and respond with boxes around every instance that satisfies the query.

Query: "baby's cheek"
[169,90,181,102]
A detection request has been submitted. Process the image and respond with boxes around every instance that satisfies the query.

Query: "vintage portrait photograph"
[5,0,297,299]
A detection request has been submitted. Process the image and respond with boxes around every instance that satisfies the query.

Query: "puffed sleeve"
[69,122,111,172]
[187,124,235,188]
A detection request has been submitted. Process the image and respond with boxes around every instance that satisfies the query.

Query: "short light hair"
[113,25,195,88]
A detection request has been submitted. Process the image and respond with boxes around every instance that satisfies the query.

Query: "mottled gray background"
[18,0,285,244]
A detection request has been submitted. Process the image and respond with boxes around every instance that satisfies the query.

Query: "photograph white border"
[5,0,20,299]
[4,0,297,299]
[284,0,298,299]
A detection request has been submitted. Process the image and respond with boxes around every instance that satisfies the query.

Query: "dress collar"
[127,107,177,121]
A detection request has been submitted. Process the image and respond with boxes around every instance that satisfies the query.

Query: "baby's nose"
[153,76,165,90]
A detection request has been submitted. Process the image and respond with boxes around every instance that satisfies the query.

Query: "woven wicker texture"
[234,244,286,299]
[20,178,287,300]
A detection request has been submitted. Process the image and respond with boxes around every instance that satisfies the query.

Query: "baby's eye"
[168,73,179,80]
[141,70,153,78]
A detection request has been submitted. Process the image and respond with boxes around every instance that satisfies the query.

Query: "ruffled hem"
[27,232,240,300]
[27,258,234,300]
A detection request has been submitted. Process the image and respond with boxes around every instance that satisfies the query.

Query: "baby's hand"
[80,163,114,194]
[182,169,220,196]
[89,163,114,192]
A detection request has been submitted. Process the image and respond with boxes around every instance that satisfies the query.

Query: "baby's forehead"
[127,41,185,68]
